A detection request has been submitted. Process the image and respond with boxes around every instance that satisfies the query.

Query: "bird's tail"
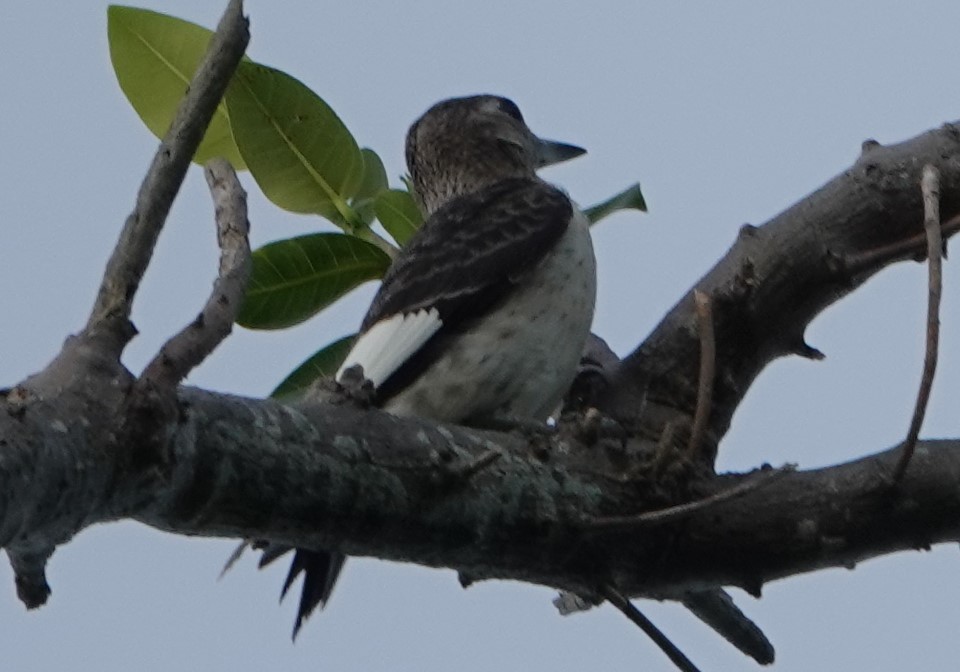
[222,542,346,640]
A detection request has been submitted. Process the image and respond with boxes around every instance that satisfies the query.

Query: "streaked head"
[405,95,585,214]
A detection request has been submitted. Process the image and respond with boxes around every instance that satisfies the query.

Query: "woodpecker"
[261,95,596,638]
[247,96,774,667]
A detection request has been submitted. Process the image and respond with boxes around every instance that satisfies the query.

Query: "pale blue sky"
[2,2,959,670]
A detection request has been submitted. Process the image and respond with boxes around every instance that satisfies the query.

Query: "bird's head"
[405,95,585,215]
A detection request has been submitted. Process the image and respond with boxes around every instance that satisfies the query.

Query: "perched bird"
[261,95,596,638]
[242,95,773,667]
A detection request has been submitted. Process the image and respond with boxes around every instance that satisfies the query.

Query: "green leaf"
[226,61,364,223]
[271,335,356,400]
[374,189,423,246]
[238,233,390,330]
[583,183,648,224]
[350,148,389,225]
[107,5,245,168]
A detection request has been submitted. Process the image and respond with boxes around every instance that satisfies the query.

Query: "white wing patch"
[336,308,443,387]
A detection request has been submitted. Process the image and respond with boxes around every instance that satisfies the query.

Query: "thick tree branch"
[598,124,960,461]
[2,383,960,605]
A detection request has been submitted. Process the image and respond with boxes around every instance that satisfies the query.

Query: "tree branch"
[893,164,944,482]
[2,383,960,605]
[140,159,251,389]
[84,0,249,354]
[598,124,960,462]
[4,34,960,663]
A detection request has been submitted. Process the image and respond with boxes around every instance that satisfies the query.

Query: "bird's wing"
[336,177,573,398]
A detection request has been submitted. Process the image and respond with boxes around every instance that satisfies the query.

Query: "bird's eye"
[498,98,525,123]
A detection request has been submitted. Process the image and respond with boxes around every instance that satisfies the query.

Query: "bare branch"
[839,211,960,275]
[585,465,793,532]
[893,164,944,482]
[140,160,251,388]
[600,125,960,455]
[84,0,249,353]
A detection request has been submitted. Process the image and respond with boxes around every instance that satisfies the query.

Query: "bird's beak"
[535,138,587,168]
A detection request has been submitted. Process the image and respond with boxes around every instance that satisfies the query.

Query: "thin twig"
[586,466,794,532]
[841,211,960,277]
[140,160,251,388]
[602,585,703,672]
[686,290,715,460]
[893,164,944,482]
[448,448,503,480]
[85,0,249,352]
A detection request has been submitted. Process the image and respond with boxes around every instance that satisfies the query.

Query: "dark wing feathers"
[363,178,573,403]
[362,177,573,332]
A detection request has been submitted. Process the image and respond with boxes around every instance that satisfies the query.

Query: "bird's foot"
[301,364,377,409]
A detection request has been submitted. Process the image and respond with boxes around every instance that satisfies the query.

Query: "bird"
[238,95,774,667]
[256,94,596,638]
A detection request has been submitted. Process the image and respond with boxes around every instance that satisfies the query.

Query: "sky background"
[2,2,960,671]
